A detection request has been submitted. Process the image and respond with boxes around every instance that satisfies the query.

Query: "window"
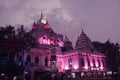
[18,55,23,66]
[45,56,48,66]
[81,57,84,66]
[87,57,90,66]
[102,59,105,67]
[92,59,95,67]
[35,55,39,64]
[68,58,72,68]
[26,55,31,63]
[98,59,101,67]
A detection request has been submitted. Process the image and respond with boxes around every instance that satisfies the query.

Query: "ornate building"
[57,30,107,76]
[24,13,107,79]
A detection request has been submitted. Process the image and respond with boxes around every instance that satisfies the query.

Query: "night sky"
[0,0,120,46]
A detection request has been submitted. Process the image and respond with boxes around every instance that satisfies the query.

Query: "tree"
[92,40,120,71]
[0,25,15,39]
[0,25,36,79]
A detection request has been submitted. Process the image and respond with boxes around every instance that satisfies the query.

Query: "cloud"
[59,0,120,44]
[0,0,61,27]
[0,0,120,46]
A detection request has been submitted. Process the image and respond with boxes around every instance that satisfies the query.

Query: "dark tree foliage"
[0,25,36,79]
[0,25,36,49]
[16,25,37,50]
[0,25,15,39]
[92,39,120,71]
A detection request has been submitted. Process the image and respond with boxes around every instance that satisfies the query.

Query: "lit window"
[68,58,72,68]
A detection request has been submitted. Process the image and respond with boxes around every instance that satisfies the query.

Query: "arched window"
[26,55,31,63]
[92,59,95,67]
[102,59,105,67]
[68,58,72,68]
[45,56,48,66]
[97,59,101,67]
[87,57,90,66]
[35,55,39,64]
[81,57,84,66]
[50,37,54,45]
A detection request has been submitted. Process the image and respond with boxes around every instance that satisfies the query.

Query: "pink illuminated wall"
[56,52,106,72]
[57,53,79,72]
[83,54,105,71]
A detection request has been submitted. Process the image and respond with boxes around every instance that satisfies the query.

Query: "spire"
[64,35,73,50]
[75,28,95,52]
[64,35,70,42]
[81,28,85,35]
[40,12,43,19]
[82,28,83,33]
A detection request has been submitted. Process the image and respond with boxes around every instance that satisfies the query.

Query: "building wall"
[25,48,51,67]
[56,52,106,72]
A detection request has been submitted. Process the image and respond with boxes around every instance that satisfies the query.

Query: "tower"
[75,29,95,53]
[63,35,73,51]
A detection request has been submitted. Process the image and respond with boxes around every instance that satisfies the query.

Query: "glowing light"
[100,66,103,70]
[84,66,88,70]
[1,73,5,76]
[107,71,112,75]
[25,71,28,74]
[47,39,50,45]
[65,66,69,70]
[74,65,78,70]
[50,37,54,45]
[13,76,17,80]
[41,18,47,24]
[71,73,76,78]
[44,24,50,29]
[90,63,93,67]
[57,38,64,47]
[96,63,99,67]
[81,72,84,77]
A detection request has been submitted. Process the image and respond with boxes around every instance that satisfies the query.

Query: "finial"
[82,28,84,33]
[40,11,43,19]
[81,27,85,34]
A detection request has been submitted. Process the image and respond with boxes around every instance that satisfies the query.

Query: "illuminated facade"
[57,30,107,73]
[24,13,107,79]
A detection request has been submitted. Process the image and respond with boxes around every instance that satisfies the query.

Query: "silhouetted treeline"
[0,25,37,49]
[92,39,120,71]
[0,25,37,79]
